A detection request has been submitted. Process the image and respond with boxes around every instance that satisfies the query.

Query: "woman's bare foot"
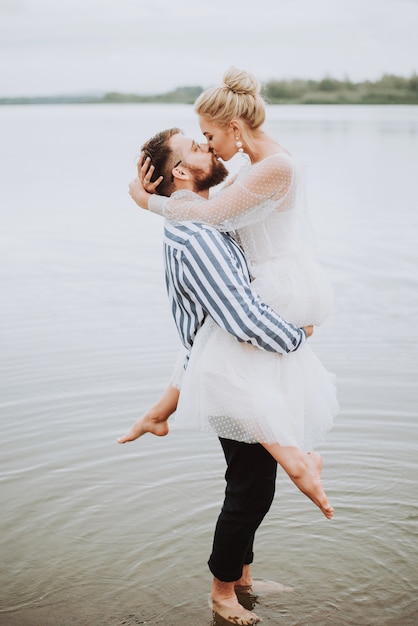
[117,414,169,443]
[117,385,179,444]
[209,596,262,625]
[263,444,334,519]
[291,451,334,519]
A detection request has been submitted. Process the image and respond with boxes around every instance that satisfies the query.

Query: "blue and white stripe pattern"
[163,220,306,355]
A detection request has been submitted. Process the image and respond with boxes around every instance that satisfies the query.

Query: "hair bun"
[222,66,260,96]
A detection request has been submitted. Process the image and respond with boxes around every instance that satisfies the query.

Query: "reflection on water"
[0,104,417,625]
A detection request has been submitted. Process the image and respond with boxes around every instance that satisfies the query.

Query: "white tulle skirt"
[171,250,339,449]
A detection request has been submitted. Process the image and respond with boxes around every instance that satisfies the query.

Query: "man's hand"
[303,325,314,338]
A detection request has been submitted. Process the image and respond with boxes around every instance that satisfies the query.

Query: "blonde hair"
[194,67,266,129]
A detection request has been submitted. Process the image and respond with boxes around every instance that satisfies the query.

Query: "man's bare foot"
[235,579,293,595]
[291,452,334,519]
[117,415,169,443]
[209,596,262,625]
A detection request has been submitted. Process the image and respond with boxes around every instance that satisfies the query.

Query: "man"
[119,128,311,625]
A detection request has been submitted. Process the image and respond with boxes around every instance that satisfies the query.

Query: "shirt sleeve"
[158,155,295,232]
[181,228,306,354]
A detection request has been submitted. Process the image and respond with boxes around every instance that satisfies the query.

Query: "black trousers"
[208,437,278,582]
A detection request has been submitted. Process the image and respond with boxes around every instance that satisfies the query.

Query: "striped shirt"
[163,219,306,357]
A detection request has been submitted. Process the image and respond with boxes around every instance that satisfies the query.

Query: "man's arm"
[179,225,308,355]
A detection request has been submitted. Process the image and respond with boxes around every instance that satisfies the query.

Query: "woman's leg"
[263,442,334,519]
[117,385,179,443]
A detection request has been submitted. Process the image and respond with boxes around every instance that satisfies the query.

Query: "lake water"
[0,104,417,626]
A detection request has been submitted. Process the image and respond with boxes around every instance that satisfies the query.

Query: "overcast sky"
[1,0,417,97]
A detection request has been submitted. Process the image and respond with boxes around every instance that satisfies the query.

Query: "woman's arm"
[128,154,294,231]
[160,154,294,231]
[128,176,152,209]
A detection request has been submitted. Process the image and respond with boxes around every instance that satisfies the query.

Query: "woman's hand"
[138,153,163,193]
[128,153,164,209]
[128,176,151,209]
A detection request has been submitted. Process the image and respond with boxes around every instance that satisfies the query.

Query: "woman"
[121,67,339,519]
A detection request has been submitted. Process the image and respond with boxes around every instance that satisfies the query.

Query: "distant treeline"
[2,74,417,105]
[263,74,418,104]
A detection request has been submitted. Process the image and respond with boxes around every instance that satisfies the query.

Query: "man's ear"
[171,165,191,181]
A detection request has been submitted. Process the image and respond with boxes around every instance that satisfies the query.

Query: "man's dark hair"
[140,127,182,197]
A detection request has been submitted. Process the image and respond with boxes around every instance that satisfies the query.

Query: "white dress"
[152,152,339,449]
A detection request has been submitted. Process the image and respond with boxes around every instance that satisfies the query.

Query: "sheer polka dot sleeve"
[163,154,295,232]
[148,194,166,216]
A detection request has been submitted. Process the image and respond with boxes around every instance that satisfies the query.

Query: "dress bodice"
[161,152,308,266]
[233,189,301,265]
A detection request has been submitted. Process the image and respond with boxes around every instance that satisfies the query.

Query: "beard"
[186,157,229,193]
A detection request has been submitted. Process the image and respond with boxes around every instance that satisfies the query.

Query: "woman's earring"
[235,138,244,154]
